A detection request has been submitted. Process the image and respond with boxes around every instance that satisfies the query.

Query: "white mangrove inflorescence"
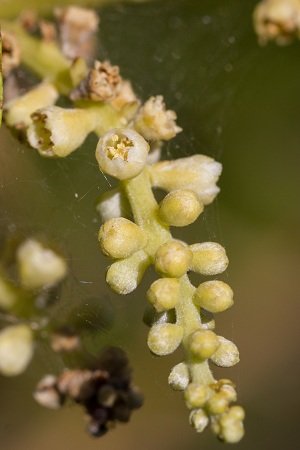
[1,5,245,443]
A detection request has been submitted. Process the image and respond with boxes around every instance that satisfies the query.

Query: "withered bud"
[33,375,63,409]
[57,369,108,401]
[2,30,21,78]
[55,6,99,61]
[70,60,122,102]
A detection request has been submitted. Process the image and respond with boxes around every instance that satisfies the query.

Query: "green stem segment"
[123,169,215,385]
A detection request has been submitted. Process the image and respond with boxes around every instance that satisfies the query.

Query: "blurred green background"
[1,0,300,449]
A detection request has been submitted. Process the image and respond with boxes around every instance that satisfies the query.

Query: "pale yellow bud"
[95,128,149,180]
[155,240,192,278]
[168,362,189,391]
[147,323,183,356]
[106,250,149,294]
[147,278,180,312]
[27,106,98,157]
[189,408,209,433]
[184,382,208,409]
[0,324,34,376]
[148,155,222,205]
[188,329,220,360]
[189,242,228,275]
[133,95,182,141]
[194,280,233,313]
[17,239,67,290]
[219,384,237,403]
[210,336,240,367]
[98,217,147,259]
[4,82,58,129]
[158,189,203,227]
[222,422,244,444]
[206,393,228,415]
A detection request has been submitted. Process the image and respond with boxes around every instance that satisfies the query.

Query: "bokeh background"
[1,0,300,449]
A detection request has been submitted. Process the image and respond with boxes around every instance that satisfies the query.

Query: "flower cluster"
[96,129,245,441]
[1,5,245,443]
[34,347,143,437]
[253,0,300,45]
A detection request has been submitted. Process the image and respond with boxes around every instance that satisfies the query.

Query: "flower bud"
[95,128,149,180]
[147,278,180,312]
[27,106,98,157]
[4,82,58,129]
[189,242,228,275]
[106,250,149,294]
[17,239,67,290]
[189,408,209,433]
[210,336,240,367]
[194,280,233,313]
[133,95,182,141]
[155,240,192,278]
[98,218,147,259]
[0,324,34,376]
[168,362,189,391]
[206,393,228,415]
[158,189,203,227]
[221,421,245,444]
[148,155,222,205]
[147,323,183,356]
[184,382,208,409]
[188,329,220,360]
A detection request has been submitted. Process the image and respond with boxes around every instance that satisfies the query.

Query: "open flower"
[96,128,150,180]
[27,105,98,157]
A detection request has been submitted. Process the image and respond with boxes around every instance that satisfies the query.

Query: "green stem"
[123,169,215,385]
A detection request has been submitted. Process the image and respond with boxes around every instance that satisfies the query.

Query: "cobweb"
[0,0,259,437]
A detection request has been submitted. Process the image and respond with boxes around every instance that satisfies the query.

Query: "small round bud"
[194,281,233,313]
[0,324,34,376]
[189,408,209,433]
[147,278,180,312]
[147,323,183,356]
[226,406,245,422]
[189,242,228,275]
[220,419,245,444]
[158,189,203,227]
[218,384,237,403]
[188,329,220,360]
[168,362,189,391]
[206,393,228,415]
[155,240,192,278]
[184,383,208,409]
[95,128,149,180]
[17,239,67,290]
[106,250,149,294]
[210,336,240,367]
[98,217,147,259]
